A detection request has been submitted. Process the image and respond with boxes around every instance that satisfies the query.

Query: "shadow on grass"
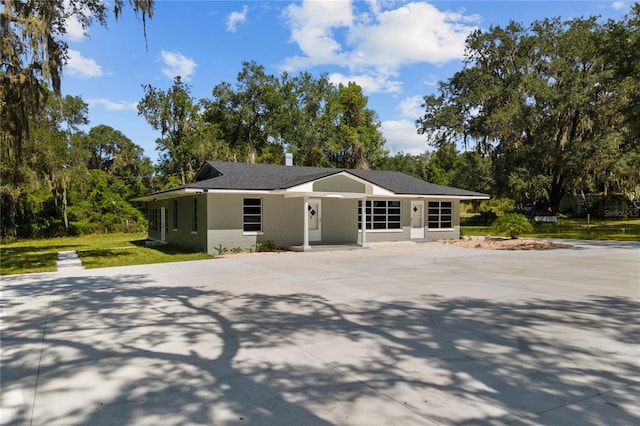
[130,239,207,255]
[2,268,638,425]
[78,240,212,269]
[0,244,78,275]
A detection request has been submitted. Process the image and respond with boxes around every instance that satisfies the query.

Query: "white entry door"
[308,198,322,241]
[410,201,424,239]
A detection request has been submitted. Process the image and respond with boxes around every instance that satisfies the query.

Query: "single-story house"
[132,160,489,253]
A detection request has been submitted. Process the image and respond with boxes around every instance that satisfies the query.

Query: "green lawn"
[462,217,640,241]
[0,233,213,275]
[2,217,638,275]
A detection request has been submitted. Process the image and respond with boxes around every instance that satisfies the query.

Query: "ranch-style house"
[133,160,489,253]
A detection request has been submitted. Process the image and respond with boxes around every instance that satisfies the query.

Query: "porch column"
[360,195,367,248]
[303,196,311,251]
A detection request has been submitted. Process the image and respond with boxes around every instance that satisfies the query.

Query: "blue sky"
[60,0,633,163]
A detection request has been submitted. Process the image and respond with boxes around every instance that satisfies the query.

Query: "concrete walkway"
[1,240,639,425]
[56,250,84,272]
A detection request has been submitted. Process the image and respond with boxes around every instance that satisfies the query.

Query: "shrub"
[491,213,533,239]
[214,244,229,256]
[479,197,516,215]
[254,241,276,252]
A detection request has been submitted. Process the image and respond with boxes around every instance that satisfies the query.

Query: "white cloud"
[282,0,355,69]
[226,5,248,32]
[611,2,627,11]
[87,98,138,111]
[329,71,402,93]
[65,17,86,41]
[348,2,478,67]
[398,95,424,119]
[282,1,478,93]
[63,0,90,41]
[66,49,103,78]
[160,50,197,81]
[381,119,427,155]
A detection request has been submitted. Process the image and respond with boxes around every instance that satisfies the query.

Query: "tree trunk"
[549,176,565,214]
[62,179,69,231]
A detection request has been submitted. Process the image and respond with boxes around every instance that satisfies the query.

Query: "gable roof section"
[348,169,481,196]
[133,161,488,200]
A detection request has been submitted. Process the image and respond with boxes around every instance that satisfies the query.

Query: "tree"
[0,0,154,180]
[379,152,429,180]
[138,76,202,184]
[273,71,339,167]
[332,82,387,169]
[203,65,387,169]
[203,61,281,164]
[451,151,494,195]
[417,14,639,212]
[78,124,154,194]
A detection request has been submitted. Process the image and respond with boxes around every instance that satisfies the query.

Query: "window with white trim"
[149,208,160,232]
[358,200,401,230]
[427,201,452,229]
[192,198,198,232]
[243,198,262,232]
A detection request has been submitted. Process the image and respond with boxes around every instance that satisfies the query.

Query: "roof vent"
[284,152,293,166]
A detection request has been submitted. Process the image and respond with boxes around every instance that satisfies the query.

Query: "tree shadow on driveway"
[1,272,638,425]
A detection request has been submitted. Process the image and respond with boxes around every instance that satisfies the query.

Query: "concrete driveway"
[2,240,639,425]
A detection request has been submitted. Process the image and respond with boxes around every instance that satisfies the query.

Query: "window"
[358,200,401,230]
[192,198,198,232]
[149,208,160,232]
[173,200,178,230]
[243,198,262,232]
[427,201,453,229]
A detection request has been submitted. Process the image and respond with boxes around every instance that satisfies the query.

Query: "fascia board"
[394,194,491,200]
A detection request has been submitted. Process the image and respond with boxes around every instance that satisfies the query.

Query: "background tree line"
[416,5,640,214]
[2,1,638,238]
[137,61,387,187]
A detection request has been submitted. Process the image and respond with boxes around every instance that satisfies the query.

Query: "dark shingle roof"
[175,161,487,198]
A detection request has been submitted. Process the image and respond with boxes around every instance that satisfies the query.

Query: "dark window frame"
[427,201,453,229]
[243,198,262,233]
[192,198,198,233]
[149,208,160,232]
[173,200,178,230]
[358,200,402,231]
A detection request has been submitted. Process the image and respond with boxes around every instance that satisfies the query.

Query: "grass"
[3,217,638,275]
[0,233,213,275]
[462,217,640,241]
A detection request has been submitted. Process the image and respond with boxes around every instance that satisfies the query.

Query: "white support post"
[360,196,367,248]
[303,196,311,251]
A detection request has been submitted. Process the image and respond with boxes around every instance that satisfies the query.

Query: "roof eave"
[130,188,206,202]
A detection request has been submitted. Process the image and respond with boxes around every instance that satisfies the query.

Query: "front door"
[411,201,424,239]
[308,198,321,241]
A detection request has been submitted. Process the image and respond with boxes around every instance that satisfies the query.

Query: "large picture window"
[427,201,452,229]
[358,200,401,230]
[243,198,262,232]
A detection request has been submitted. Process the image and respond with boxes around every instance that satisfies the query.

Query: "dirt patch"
[444,237,571,250]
